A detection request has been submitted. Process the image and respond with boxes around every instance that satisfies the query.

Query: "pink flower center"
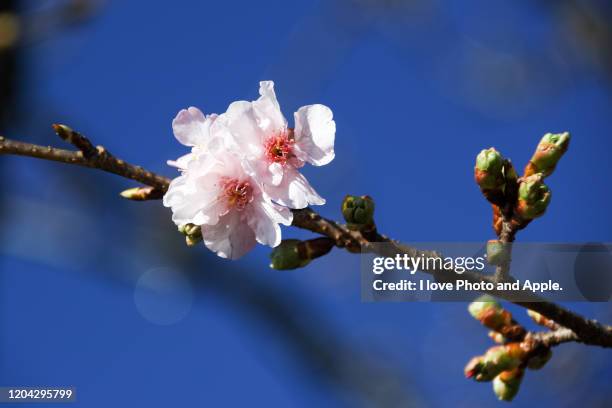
[264,131,294,165]
[222,178,253,211]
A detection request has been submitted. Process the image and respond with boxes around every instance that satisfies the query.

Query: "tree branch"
[1,129,611,349]
[0,133,170,190]
[526,327,578,348]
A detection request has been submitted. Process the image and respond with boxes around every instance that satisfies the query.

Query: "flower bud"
[464,356,486,380]
[270,239,310,270]
[524,132,570,178]
[270,238,335,270]
[475,148,505,191]
[178,223,202,246]
[465,344,525,382]
[486,240,511,266]
[527,348,552,370]
[341,195,375,227]
[120,186,164,201]
[515,174,551,220]
[468,295,512,331]
[493,368,524,401]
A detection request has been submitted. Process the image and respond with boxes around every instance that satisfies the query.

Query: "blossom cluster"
[163,81,336,259]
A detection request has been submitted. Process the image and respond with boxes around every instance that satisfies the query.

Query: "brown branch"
[53,123,97,158]
[1,128,611,349]
[494,220,517,282]
[0,133,170,190]
[525,327,578,348]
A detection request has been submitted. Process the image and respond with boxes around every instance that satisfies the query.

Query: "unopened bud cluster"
[465,296,553,401]
[475,132,570,239]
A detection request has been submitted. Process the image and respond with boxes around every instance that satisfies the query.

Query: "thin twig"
[526,327,579,348]
[494,220,517,282]
[0,134,170,190]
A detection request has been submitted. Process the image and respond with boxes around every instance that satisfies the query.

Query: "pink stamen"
[264,130,294,165]
[222,178,253,211]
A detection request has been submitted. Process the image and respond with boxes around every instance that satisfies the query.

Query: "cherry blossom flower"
[215,81,335,209]
[163,149,292,259]
[163,81,335,259]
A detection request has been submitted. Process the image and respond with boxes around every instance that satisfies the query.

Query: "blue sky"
[1,1,611,406]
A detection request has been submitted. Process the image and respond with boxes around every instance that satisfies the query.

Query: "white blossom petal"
[220,101,265,157]
[253,81,287,132]
[167,152,194,171]
[202,212,257,259]
[268,163,284,186]
[264,167,325,209]
[247,199,293,247]
[172,107,217,147]
[293,104,335,166]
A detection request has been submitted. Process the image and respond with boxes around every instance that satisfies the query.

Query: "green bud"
[525,132,570,177]
[493,369,524,401]
[342,195,375,226]
[475,148,505,190]
[468,295,502,320]
[465,344,525,382]
[486,240,511,266]
[516,174,551,220]
[178,223,202,246]
[468,296,512,331]
[185,234,201,246]
[465,356,486,380]
[179,223,200,236]
[527,348,552,370]
[270,239,310,270]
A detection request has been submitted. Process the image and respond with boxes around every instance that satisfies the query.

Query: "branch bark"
[0,134,170,190]
[1,130,611,349]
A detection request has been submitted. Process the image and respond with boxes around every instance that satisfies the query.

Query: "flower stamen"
[265,131,294,165]
[222,178,253,211]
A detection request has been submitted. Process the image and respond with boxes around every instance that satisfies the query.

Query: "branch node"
[52,123,97,158]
